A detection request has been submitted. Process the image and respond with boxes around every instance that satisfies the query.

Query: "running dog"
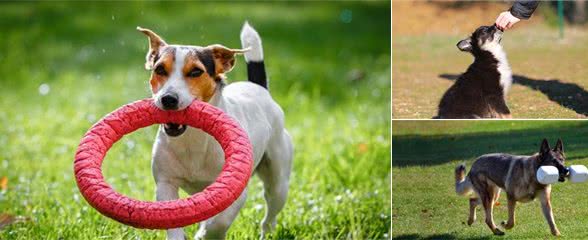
[436,25,512,119]
[455,139,567,236]
[137,22,293,240]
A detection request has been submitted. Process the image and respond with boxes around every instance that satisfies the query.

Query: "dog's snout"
[161,93,179,110]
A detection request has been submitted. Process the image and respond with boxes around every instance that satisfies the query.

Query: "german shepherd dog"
[455,139,568,236]
[436,25,512,119]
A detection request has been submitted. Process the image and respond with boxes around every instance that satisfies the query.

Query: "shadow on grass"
[392,122,588,167]
[439,74,588,116]
[393,233,493,240]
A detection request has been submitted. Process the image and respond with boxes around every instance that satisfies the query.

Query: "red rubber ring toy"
[73,99,253,229]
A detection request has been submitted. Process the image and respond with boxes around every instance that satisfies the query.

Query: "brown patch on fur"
[209,44,248,75]
[149,48,175,93]
[183,51,217,102]
[137,27,167,70]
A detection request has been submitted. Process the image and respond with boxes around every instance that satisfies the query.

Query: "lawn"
[0,2,391,239]
[392,2,588,119]
[392,120,588,239]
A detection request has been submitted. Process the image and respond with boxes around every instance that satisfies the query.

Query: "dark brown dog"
[436,25,512,119]
[455,139,567,236]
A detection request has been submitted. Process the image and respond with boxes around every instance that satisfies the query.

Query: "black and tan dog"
[455,139,568,236]
[436,25,512,119]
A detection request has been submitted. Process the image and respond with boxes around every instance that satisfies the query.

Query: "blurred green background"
[0,2,390,239]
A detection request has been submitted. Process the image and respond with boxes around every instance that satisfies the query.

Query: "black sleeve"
[509,0,539,20]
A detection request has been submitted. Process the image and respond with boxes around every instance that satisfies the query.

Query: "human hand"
[495,11,521,30]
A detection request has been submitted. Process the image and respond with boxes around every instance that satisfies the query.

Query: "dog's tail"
[455,163,473,196]
[240,22,267,90]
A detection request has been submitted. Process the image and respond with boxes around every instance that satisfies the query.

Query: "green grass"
[392,121,588,239]
[393,22,588,119]
[0,2,390,239]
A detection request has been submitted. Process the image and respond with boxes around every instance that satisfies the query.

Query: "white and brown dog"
[137,22,293,240]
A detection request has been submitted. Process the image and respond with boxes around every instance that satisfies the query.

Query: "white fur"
[153,47,194,110]
[480,32,512,95]
[151,26,292,240]
[240,22,263,62]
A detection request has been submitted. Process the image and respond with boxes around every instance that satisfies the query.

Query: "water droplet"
[254,204,263,211]
[126,140,135,150]
[86,114,96,123]
[311,205,319,213]
[38,83,50,95]
[111,15,115,21]
[372,89,381,97]
[340,9,352,23]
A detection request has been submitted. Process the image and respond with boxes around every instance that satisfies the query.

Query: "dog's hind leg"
[493,189,501,203]
[468,198,479,226]
[256,130,293,239]
[481,185,504,235]
[501,196,516,230]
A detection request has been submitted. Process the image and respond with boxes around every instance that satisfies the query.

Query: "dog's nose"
[161,93,179,110]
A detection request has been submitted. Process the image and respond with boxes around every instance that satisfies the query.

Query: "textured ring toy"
[73,99,253,229]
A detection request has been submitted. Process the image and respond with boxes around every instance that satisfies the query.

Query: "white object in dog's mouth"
[569,165,588,183]
[537,166,559,185]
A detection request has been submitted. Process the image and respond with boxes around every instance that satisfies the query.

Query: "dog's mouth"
[163,123,187,137]
[491,25,503,42]
[558,168,569,182]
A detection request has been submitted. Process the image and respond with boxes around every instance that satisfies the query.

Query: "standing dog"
[455,139,567,236]
[436,25,512,119]
[138,22,293,239]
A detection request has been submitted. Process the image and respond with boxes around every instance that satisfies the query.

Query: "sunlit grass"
[0,2,390,239]
[392,121,588,239]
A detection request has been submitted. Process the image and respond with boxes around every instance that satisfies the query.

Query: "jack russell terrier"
[137,22,293,240]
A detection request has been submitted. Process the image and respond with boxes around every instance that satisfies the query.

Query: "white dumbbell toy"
[537,165,588,184]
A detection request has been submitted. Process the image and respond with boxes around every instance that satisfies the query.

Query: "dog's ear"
[137,27,167,70]
[457,38,472,52]
[209,44,249,75]
[554,138,564,153]
[540,138,551,154]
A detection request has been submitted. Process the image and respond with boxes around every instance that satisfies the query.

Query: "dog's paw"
[493,229,505,236]
[467,218,475,226]
[551,230,561,237]
[500,221,514,229]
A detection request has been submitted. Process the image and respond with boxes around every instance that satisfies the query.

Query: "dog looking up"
[435,25,512,119]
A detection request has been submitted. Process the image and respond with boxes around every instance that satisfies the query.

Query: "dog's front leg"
[156,181,186,240]
[194,188,248,240]
[539,188,560,236]
[501,196,516,229]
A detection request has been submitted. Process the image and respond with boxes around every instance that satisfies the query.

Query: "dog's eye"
[186,68,203,78]
[154,65,167,76]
